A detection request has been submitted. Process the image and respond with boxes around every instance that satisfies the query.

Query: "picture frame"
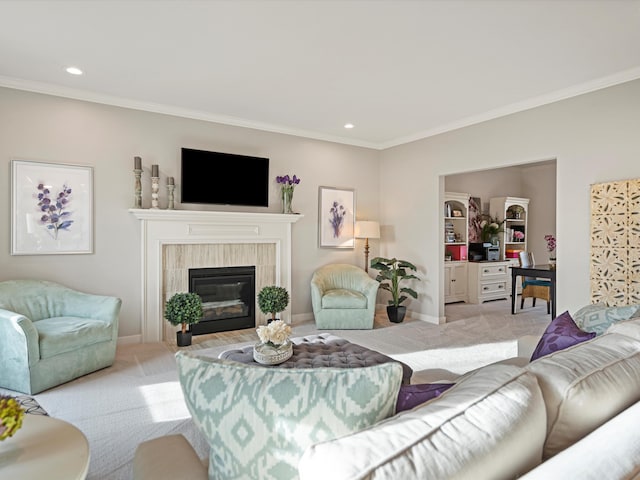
[452,209,463,217]
[11,160,94,255]
[318,186,355,248]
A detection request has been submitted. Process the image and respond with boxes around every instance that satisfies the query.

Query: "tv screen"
[181,148,269,207]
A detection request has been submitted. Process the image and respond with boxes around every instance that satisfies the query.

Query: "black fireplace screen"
[188,266,255,335]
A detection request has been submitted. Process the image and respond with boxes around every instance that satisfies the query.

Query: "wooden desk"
[0,414,89,479]
[510,264,556,318]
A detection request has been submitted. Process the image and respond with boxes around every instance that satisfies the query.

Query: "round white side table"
[0,414,90,479]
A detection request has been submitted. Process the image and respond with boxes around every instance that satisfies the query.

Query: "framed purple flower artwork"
[11,160,93,255]
[318,186,355,248]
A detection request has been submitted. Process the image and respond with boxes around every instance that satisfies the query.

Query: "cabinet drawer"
[479,264,508,278]
[481,281,507,294]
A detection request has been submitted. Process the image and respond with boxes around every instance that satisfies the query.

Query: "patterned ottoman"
[219,332,413,385]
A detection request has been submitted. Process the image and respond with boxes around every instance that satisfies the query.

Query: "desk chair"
[518,252,552,314]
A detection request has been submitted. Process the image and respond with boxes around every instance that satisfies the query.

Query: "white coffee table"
[0,414,90,479]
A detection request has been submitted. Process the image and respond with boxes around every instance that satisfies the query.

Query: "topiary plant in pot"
[164,292,203,347]
[257,285,290,324]
[370,257,420,323]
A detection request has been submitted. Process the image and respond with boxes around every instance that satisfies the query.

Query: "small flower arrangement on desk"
[545,234,557,268]
[0,395,25,441]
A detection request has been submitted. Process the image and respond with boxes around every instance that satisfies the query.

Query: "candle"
[167,176,174,185]
[152,164,159,177]
[134,156,142,170]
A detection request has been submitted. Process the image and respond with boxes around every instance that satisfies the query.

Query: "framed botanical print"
[318,186,355,248]
[11,160,94,255]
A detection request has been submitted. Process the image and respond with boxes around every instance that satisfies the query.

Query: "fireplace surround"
[130,209,302,342]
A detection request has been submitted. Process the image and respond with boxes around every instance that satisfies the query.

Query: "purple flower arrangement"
[544,234,556,253]
[276,174,300,214]
[329,201,346,238]
[276,174,300,192]
[36,182,73,239]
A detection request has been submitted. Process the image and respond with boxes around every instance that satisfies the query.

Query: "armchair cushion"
[321,289,367,309]
[35,317,113,359]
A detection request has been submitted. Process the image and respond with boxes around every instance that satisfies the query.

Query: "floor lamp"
[355,221,380,273]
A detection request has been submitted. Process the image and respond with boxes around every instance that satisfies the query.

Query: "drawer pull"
[483,269,489,273]
[483,286,489,290]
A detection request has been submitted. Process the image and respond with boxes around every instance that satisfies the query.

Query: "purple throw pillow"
[396,382,454,413]
[530,310,596,361]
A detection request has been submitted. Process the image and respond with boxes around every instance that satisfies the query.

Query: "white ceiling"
[1,0,640,149]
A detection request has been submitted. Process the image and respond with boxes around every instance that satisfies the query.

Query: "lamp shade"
[355,221,380,239]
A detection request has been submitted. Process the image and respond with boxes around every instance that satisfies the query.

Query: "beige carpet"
[17,299,549,480]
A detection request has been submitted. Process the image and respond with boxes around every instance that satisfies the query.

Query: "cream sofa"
[134,317,640,480]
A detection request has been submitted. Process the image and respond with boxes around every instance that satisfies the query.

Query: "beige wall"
[380,79,640,322]
[0,87,380,339]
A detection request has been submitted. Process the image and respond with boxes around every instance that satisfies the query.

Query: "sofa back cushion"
[311,264,373,294]
[605,316,640,340]
[175,351,403,480]
[526,332,640,459]
[299,364,547,480]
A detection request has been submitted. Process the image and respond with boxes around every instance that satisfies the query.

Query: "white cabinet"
[444,192,469,304]
[468,261,510,304]
[490,196,529,296]
[445,262,468,303]
[444,192,469,260]
[489,196,529,262]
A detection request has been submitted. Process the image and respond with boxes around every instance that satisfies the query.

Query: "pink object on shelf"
[447,245,467,261]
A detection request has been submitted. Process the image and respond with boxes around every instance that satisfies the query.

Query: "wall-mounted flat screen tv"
[181,148,269,207]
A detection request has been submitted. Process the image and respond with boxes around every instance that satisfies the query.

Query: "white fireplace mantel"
[129,208,303,342]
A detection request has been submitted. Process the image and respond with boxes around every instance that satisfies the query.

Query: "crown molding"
[3,66,640,152]
[0,75,378,150]
[378,66,640,150]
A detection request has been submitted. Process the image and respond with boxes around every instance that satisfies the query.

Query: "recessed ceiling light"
[344,123,354,129]
[66,66,83,75]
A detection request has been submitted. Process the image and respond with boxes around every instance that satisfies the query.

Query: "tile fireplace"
[130,209,302,342]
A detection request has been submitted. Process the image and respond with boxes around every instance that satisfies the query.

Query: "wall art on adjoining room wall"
[468,196,482,243]
[318,186,355,248]
[11,160,94,255]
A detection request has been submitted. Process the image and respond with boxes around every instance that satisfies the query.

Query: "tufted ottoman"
[219,332,413,385]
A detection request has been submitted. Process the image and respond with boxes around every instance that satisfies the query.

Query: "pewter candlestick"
[151,177,160,209]
[133,168,143,208]
[166,184,175,210]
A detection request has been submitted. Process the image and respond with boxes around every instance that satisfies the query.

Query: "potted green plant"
[370,257,420,323]
[445,249,453,262]
[164,292,203,347]
[257,285,290,323]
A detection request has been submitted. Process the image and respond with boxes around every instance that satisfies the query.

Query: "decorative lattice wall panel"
[590,179,640,306]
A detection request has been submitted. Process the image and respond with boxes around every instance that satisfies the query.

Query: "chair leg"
[547,301,550,314]
[532,298,537,307]
[521,297,525,309]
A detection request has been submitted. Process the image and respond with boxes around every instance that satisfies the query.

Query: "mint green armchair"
[310,264,379,329]
[0,280,121,394]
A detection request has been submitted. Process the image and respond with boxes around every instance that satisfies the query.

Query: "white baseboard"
[117,335,142,345]
[292,312,315,324]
